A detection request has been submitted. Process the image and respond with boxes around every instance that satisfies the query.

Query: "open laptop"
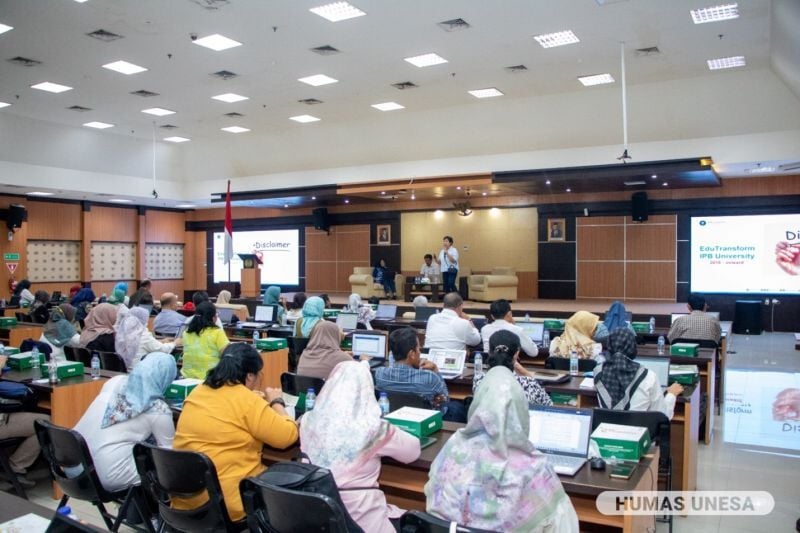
[51,290,62,302]
[336,312,359,332]
[351,331,388,368]
[375,303,397,320]
[528,405,594,476]
[518,322,545,344]
[239,304,278,328]
[422,348,466,379]
[414,307,438,322]
[217,307,235,325]
[637,356,670,388]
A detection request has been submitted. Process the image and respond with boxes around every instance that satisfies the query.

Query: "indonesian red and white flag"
[223,180,233,265]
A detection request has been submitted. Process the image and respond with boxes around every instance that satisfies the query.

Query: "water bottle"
[31,346,40,370]
[657,335,666,355]
[305,388,316,411]
[473,352,483,382]
[252,329,260,343]
[388,350,395,368]
[49,354,59,384]
[57,506,79,521]
[649,316,656,333]
[91,352,101,379]
[0,342,5,357]
[378,392,390,417]
[542,329,550,348]
[569,349,579,375]
[524,313,530,322]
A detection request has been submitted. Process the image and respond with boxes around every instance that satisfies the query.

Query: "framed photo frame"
[376,224,391,246]
[547,218,566,242]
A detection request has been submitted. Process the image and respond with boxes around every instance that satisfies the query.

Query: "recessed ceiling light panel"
[109,198,132,203]
[164,136,190,143]
[142,107,175,116]
[690,3,739,24]
[0,23,13,35]
[221,126,250,133]
[309,2,366,22]
[298,74,338,86]
[289,114,321,123]
[193,33,242,51]
[707,55,745,70]
[176,204,196,208]
[468,88,504,98]
[371,101,405,111]
[0,102,10,108]
[27,191,54,196]
[578,73,615,86]
[534,30,580,48]
[31,81,73,93]
[404,53,448,68]
[212,92,248,103]
[83,121,114,129]
[102,60,147,75]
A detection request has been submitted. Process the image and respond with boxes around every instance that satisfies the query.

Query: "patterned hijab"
[300,361,391,469]
[300,296,325,337]
[603,301,629,332]
[594,327,643,409]
[551,311,599,359]
[425,366,567,532]
[43,304,77,347]
[101,352,176,428]
[114,306,150,369]
[79,303,118,346]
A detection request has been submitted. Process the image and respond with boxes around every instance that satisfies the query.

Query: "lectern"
[238,253,262,298]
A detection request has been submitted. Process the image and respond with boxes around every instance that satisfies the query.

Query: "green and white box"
[2,347,20,355]
[255,338,287,351]
[385,407,442,438]
[0,317,18,327]
[8,351,46,370]
[670,342,700,356]
[47,361,85,380]
[669,364,699,385]
[165,378,202,400]
[590,423,651,462]
[631,322,651,333]
[543,319,565,330]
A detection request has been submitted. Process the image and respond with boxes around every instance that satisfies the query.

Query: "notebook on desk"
[528,405,593,476]
[422,348,466,379]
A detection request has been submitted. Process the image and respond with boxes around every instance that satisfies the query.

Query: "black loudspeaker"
[6,204,26,230]
[631,192,648,222]
[312,207,330,231]
[733,300,763,335]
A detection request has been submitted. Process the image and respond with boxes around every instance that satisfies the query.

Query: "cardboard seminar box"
[670,342,700,356]
[631,322,651,333]
[385,407,443,438]
[46,361,85,380]
[669,364,699,385]
[549,392,578,406]
[543,319,565,330]
[0,317,18,327]
[8,351,46,370]
[323,309,340,318]
[255,338,287,351]
[165,378,202,400]
[591,423,651,462]
[2,347,20,355]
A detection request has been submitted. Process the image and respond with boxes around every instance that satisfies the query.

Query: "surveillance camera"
[152,189,159,199]
[190,33,198,41]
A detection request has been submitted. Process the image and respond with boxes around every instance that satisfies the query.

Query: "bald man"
[153,292,184,336]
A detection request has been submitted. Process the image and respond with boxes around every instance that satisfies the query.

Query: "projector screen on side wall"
[212,229,300,286]
[691,214,800,295]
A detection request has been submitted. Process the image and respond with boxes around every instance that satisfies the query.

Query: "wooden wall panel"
[626,224,677,261]
[145,210,185,243]
[26,202,81,241]
[305,225,370,293]
[338,232,370,262]
[576,216,625,226]
[183,231,206,290]
[577,225,625,261]
[88,206,138,242]
[306,262,337,293]
[577,262,624,298]
[517,271,538,299]
[305,232,337,262]
[626,263,676,300]
[150,279,184,300]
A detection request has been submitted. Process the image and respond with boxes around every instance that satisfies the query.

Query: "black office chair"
[544,356,597,372]
[591,409,673,533]
[34,420,152,532]
[14,312,26,322]
[133,442,247,533]
[400,510,499,532]
[19,338,53,357]
[71,347,94,367]
[98,351,127,372]
[0,436,27,499]
[376,389,433,410]
[287,336,310,371]
[63,345,77,362]
[240,476,361,533]
[280,372,325,397]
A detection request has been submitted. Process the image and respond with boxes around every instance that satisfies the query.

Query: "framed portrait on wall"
[547,218,566,242]
[377,224,391,246]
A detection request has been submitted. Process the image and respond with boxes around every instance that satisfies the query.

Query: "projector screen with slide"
[691,214,800,294]
[213,229,300,285]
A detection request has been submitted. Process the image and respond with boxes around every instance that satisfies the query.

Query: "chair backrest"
[98,351,127,372]
[280,373,325,396]
[544,356,597,372]
[352,267,372,277]
[33,419,112,503]
[399,510,499,532]
[133,442,241,533]
[287,336,310,361]
[19,338,53,356]
[590,408,671,466]
[491,267,515,276]
[72,347,94,367]
[14,312,25,322]
[376,389,432,410]
[63,345,77,362]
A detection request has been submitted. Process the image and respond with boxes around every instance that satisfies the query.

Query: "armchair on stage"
[468,267,518,302]
[348,267,404,300]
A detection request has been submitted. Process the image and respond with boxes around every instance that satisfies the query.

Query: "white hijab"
[114,306,149,369]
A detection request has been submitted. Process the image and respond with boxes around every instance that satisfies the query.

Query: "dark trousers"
[382,279,396,295]
[442,269,458,294]
[442,400,467,423]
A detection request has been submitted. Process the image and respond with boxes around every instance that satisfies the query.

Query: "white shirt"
[420,263,440,278]
[595,367,678,420]
[134,330,175,368]
[480,320,539,357]
[438,247,459,270]
[39,332,81,362]
[424,309,480,350]
[73,376,175,492]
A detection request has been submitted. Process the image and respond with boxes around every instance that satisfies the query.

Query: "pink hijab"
[79,303,119,346]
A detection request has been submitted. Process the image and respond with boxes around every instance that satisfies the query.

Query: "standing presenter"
[434,236,459,294]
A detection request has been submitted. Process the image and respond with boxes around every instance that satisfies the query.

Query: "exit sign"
[3,253,19,261]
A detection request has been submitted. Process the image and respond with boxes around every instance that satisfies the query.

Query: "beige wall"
[401,207,538,274]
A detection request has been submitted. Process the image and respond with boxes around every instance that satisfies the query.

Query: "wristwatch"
[269,398,286,408]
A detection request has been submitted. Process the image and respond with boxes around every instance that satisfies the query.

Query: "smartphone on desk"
[609,463,636,480]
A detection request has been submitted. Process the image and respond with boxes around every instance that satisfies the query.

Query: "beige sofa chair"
[348,267,405,300]
[468,267,518,302]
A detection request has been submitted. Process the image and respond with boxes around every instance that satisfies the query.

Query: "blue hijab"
[263,286,285,319]
[300,296,325,337]
[101,352,177,428]
[70,288,96,307]
[604,301,629,332]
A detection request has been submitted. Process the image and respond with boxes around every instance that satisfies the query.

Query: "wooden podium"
[238,253,262,298]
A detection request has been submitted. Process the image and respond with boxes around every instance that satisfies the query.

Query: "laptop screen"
[423,349,466,376]
[637,356,670,388]
[255,305,276,322]
[351,333,387,359]
[518,322,544,342]
[336,312,358,331]
[415,307,437,321]
[217,307,235,323]
[529,406,593,458]
[375,304,397,320]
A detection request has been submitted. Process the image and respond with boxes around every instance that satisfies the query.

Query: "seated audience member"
[413,295,428,309]
[345,293,376,328]
[424,292,481,350]
[14,279,35,307]
[73,353,176,492]
[595,328,684,419]
[420,253,440,280]
[549,310,603,359]
[293,296,324,338]
[667,293,721,344]
[115,307,179,371]
[40,304,81,361]
[128,289,149,309]
[184,291,223,329]
[602,301,634,341]
[261,286,287,323]
[296,321,352,380]
[28,290,51,324]
[214,290,248,321]
[107,282,129,306]
[480,299,539,357]
[302,361,421,532]
[173,343,298,521]
[425,364,579,533]
[70,287,96,323]
[375,327,466,422]
[474,330,551,406]
[318,293,332,308]
[153,293,184,337]
[68,285,82,300]
[285,292,307,320]
[372,259,396,299]
[79,303,119,353]
[138,279,152,292]
[181,302,229,379]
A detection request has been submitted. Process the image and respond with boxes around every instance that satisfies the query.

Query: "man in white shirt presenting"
[424,292,481,350]
[433,236,459,294]
[480,299,539,357]
[420,254,440,280]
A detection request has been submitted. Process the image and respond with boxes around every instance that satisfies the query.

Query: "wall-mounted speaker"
[1,204,27,231]
[631,192,648,222]
[312,207,330,232]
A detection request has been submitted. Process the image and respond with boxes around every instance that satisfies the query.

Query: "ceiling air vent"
[298,98,323,105]
[190,0,230,10]
[86,29,124,42]
[392,81,418,90]
[7,56,42,67]
[159,124,178,129]
[505,64,528,73]
[224,112,244,118]
[310,45,341,56]
[211,70,238,80]
[437,18,470,32]
[67,105,92,112]
[130,89,160,97]
[635,46,661,57]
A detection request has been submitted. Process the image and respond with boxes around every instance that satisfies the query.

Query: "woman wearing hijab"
[70,288,96,322]
[261,286,287,322]
[40,304,81,361]
[79,303,119,352]
[213,290,248,323]
[301,361,421,533]
[346,293,376,328]
[115,306,178,371]
[372,259,396,299]
[425,365,578,533]
[28,290,51,324]
[602,301,634,342]
[181,302,229,379]
[13,279,35,307]
[296,321,352,380]
[107,282,129,306]
[594,328,684,419]
[549,310,603,359]
[73,353,176,492]
[293,296,324,338]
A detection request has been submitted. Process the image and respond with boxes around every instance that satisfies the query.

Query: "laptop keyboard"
[545,454,586,474]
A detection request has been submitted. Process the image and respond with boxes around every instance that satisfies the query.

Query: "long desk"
[262,422,660,533]
[0,323,44,347]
